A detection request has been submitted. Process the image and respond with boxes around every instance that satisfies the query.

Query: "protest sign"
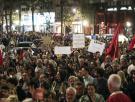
[54,46,71,55]
[88,40,105,55]
[73,34,85,48]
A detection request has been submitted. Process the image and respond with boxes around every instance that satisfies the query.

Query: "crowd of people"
[0,32,135,102]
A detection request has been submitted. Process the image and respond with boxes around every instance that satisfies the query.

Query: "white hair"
[127,64,135,75]
[68,76,77,81]
[23,98,33,102]
[6,95,18,102]
[66,87,77,95]
[108,74,121,89]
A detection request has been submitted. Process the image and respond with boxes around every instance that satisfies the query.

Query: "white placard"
[73,34,85,48]
[88,40,105,55]
[54,46,71,55]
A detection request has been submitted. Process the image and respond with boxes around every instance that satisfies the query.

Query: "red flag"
[0,49,3,65]
[106,24,122,60]
[128,35,135,50]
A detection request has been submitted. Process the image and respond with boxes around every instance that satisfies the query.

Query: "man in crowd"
[66,87,77,102]
[81,67,95,87]
[125,65,135,102]
[75,81,84,101]
[107,74,132,102]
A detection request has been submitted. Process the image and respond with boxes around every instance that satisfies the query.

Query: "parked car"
[15,41,34,51]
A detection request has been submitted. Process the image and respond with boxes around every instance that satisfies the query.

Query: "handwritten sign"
[73,34,85,48]
[54,46,71,55]
[88,40,105,55]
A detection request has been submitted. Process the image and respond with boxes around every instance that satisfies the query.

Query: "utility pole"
[9,9,12,32]
[19,6,21,32]
[31,6,35,32]
[132,0,135,34]
[60,0,64,36]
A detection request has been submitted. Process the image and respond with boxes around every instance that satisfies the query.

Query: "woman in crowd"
[79,83,105,102]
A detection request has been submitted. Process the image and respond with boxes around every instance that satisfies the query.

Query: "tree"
[0,0,20,33]
[0,0,4,33]
[60,0,81,34]
[30,0,38,32]
[30,0,53,33]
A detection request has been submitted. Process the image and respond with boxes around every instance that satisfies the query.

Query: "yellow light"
[72,8,77,13]
[126,21,131,27]
[16,10,19,13]
[83,20,89,27]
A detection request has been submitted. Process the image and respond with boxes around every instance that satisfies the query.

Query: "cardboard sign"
[54,46,71,55]
[88,40,105,55]
[73,34,85,48]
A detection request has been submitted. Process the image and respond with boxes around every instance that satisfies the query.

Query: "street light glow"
[16,10,19,13]
[83,20,89,27]
[126,21,131,27]
[72,8,77,13]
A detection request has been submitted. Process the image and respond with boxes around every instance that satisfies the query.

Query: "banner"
[73,34,85,48]
[106,24,122,60]
[54,46,71,55]
[88,40,105,55]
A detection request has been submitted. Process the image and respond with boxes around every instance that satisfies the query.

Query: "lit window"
[128,6,132,10]
[107,8,117,11]
[107,8,114,11]
[120,7,127,10]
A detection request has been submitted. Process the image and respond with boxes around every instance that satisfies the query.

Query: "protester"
[81,67,95,87]
[75,81,84,101]
[107,74,132,102]
[117,70,128,91]
[66,87,77,102]
[79,83,105,102]
[0,31,134,102]
[125,66,135,102]
[95,68,109,100]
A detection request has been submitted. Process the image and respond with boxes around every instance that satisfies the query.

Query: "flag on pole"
[106,24,122,60]
[128,35,135,51]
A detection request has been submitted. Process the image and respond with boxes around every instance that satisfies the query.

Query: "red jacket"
[107,91,132,102]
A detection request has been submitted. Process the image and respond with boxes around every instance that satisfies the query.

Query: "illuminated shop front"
[2,11,55,33]
[21,12,55,32]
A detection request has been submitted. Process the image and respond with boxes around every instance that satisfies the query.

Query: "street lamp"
[126,21,131,27]
[72,8,77,14]
[15,9,19,13]
[83,20,88,27]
